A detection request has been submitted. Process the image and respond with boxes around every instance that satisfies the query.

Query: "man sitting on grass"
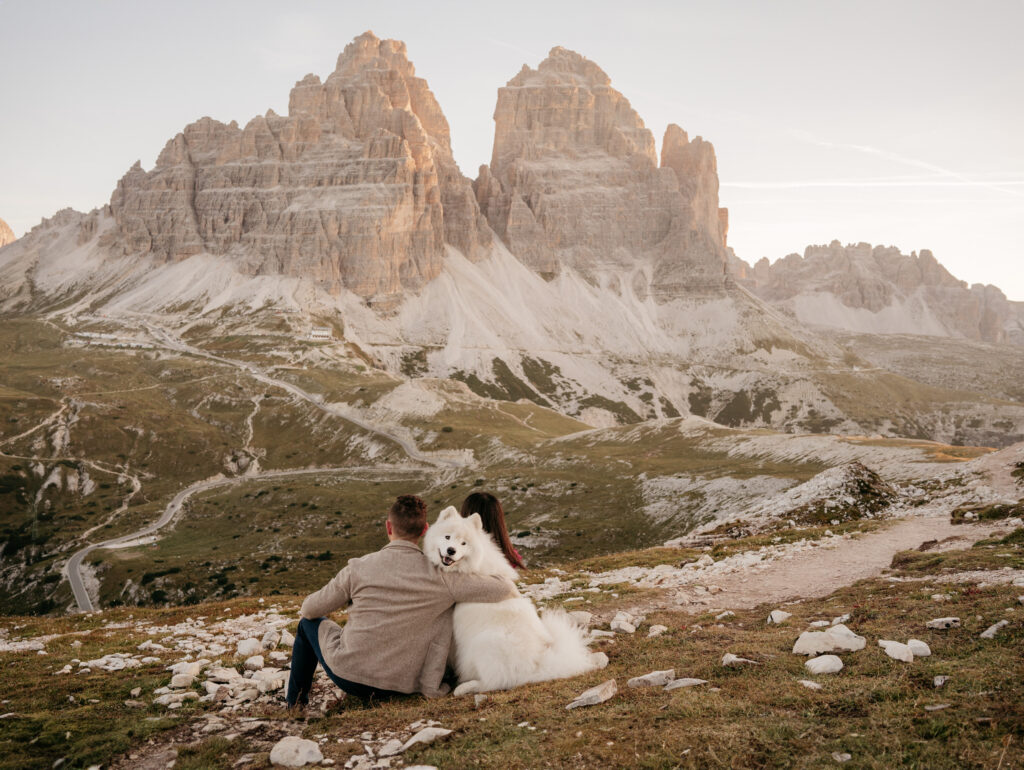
[286,494,518,707]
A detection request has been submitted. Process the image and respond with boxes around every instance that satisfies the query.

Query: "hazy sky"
[2,0,1022,298]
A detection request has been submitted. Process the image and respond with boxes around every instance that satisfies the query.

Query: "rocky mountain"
[0,217,16,248]
[1,33,1023,446]
[104,31,490,308]
[731,241,1024,345]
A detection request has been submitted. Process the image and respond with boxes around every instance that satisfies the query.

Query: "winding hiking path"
[690,517,1007,612]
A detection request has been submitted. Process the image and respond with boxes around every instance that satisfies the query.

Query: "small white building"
[309,326,333,341]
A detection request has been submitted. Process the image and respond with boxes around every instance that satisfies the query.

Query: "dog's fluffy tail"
[534,608,604,682]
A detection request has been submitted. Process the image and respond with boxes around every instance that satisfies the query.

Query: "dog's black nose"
[446,547,456,556]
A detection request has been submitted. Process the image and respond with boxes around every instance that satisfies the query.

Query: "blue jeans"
[285,617,406,706]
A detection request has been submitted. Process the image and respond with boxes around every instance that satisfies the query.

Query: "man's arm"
[300,564,354,619]
[444,572,519,604]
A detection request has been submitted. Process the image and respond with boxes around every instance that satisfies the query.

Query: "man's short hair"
[388,495,427,538]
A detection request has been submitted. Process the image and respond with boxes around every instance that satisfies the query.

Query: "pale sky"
[1,0,1022,298]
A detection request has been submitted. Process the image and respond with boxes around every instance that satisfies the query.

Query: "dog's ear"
[467,513,484,531]
[438,506,458,522]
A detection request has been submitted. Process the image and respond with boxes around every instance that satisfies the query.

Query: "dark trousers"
[285,617,406,706]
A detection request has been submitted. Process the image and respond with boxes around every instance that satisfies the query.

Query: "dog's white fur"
[424,506,607,696]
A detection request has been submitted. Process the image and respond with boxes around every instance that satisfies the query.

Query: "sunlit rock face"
[474,47,728,298]
[0,217,15,248]
[732,241,1024,344]
[105,31,489,307]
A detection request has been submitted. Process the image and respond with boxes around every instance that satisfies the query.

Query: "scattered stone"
[1018,596,1024,605]
[715,611,735,621]
[269,651,290,663]
[610,619,636,634]
[878,640,914,662]
[792,624,865,655]
[808,620,830,628]
[934,675,950,688]
[979,620,1009,639]
[721,653,757,667]
[400,727,452,752]
[924,703,951,711]
[804,655,843,675]
[931,593,953,602]
[207,667,242,683]
[926,617,960,630]
[377,739,404,757]
[832,752,851,763]
[244,655,265,671]
[767,610,792,625]
[261,630,280,650]
[647,625,668,638]
[664,678,707,691]
[169,674,195,689]
[123,700,146,708]
[474,694,487,709]
[566,679,617,709]
[831,614,851,625]
[237,639,262,658]
[798,679,823,690]
[907,639,931,657]
[280,630,295,648]
[269,736,323,767]
[130,687,142,697]
[627,669,675,688]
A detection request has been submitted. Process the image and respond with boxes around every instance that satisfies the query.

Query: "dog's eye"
[444,535,450,540]
[461,541,466,546]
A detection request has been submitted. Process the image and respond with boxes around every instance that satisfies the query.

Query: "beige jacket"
[300,540,517,697]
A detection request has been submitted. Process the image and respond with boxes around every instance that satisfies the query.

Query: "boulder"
[627,669,676,688]
[804,655,843,675]
[236,639,262,658]
[244,655,265,671]
[906,639,931,657]
[792,624,865,655]
[269,736,323,767]
[878,640,914,662]
[566,679,617,709]
[169,674,195,689]
[926,617,960,630]
[767,610,792,625]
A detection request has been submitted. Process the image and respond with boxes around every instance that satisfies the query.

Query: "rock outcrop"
[105,31,489,307]
[0,217,16,248]
[474,47,728,298]
[732,241,1024,344]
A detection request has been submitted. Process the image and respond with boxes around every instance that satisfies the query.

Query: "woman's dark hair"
[460,492,524,569]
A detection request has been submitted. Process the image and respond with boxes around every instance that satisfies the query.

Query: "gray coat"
[300,539,516,697]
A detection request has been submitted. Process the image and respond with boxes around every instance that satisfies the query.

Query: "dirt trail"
[690,517,1007,612]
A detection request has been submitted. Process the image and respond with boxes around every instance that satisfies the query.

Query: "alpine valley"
[1,32,1023,617]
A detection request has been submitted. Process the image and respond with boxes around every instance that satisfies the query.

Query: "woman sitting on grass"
[460,492,524,569]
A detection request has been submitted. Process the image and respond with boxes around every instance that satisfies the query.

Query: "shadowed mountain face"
[731,241,1024,345]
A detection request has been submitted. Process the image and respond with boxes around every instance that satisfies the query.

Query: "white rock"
[792,624,865,655]
[664,678,708,691]
[808,620,830,628]
[566,679,617,709]
[280,630,295,648]
[1018,596,1024,605]
[474,694,488,708]
[933,675,950,688]
[931,593,953,602]
[907,639,931,657]
[627,669,676,688]
[767,610,792,625]
[168,661,202,677]
[206,667,241,683]
[269,651,290,663]
[980,620,1009,639]
[831,614,851,625]
[721,653,757,667]
[244,655,265,671]
[696,555,714,567]
[377,739,404,757]
[169,674,195,689]
[798,679,823,690]
[130,687,142,697]
[926,617,960,630]
[261,630,280,650]
[269,736,323,767]
[832,752,852,763]
[610,620,636,634]
[237,639,262,658]
[715,611,735,621]
[647,625,668,638]
[804,655,843,675]
[400,727,452,752]
[825,624,866,652]
[878,640,914,662]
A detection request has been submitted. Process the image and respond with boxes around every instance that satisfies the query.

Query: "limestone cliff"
[105,31,489,307]
[474,47,728,297]
[0,218,15,248]
[732,241,1024,344]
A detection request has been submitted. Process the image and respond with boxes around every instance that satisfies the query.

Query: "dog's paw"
[453,680,481,697]
[591,652,609,670]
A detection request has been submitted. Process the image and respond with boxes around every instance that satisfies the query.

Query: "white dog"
[424,506,608,696]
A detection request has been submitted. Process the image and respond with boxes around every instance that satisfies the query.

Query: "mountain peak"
[0,217,15,248]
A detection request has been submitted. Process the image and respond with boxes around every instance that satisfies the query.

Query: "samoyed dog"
[424,506,608,696]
